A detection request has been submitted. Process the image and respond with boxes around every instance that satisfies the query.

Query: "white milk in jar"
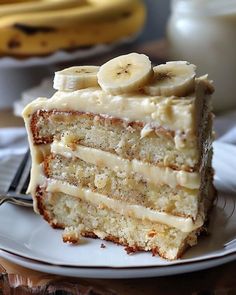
[167,0,236,112]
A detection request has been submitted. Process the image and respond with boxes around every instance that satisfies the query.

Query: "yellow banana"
[0,1,86,17]
[0,0,146,57]
[0,0,141,27]
[0,0,36,4]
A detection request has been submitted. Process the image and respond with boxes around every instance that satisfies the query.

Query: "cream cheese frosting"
[51,140,200,189]
[22,77,210,133]
[23,88,199,132]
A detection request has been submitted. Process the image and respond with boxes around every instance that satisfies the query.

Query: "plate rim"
[1,248,236,278]
[0,246,236,270]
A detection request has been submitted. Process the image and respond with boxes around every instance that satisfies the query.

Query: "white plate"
[1,248,236,279]
[0,141,236,278]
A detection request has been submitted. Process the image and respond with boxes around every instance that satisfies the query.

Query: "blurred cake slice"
[22,53,216,260]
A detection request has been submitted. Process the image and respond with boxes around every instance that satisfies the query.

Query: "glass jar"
[167,0,236,113]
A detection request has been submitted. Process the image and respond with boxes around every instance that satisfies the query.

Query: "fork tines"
[8,149,31,195]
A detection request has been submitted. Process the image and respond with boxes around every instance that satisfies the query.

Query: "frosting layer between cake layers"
[50,141,200,189]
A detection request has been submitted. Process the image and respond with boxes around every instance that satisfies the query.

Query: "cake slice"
[22,53,216,260]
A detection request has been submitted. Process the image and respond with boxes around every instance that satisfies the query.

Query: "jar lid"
[171,0,236,16]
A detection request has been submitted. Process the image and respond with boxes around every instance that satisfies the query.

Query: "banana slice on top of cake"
[22,53,216,260]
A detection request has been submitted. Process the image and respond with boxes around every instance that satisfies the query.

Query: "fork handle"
[0,195,32,207]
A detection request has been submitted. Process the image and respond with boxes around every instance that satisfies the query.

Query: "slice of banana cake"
[23,53,216,260]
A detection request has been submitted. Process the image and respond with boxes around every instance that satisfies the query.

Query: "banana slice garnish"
[144,61,196,97]
[97,52,153,95]
[53,66,99,91]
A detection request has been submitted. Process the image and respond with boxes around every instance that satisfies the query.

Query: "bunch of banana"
[0,0,85,17]
[0,0,145,57]
[0,0,35,4]
[54,53,196,97]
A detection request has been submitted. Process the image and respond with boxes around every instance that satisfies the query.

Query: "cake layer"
[45,179,204,232]
[36,189,196,260]
[45,153,200,219]
[36,183,215,259]
[29,110,207,171]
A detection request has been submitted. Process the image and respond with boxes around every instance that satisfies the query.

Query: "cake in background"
[22,53,216,260]
[0,0,145,57]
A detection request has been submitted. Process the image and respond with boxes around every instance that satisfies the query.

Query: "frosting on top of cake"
[23,80,207,132]
[23,55,213,133]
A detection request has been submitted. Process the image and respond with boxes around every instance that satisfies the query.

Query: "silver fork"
[0,150,33,207]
